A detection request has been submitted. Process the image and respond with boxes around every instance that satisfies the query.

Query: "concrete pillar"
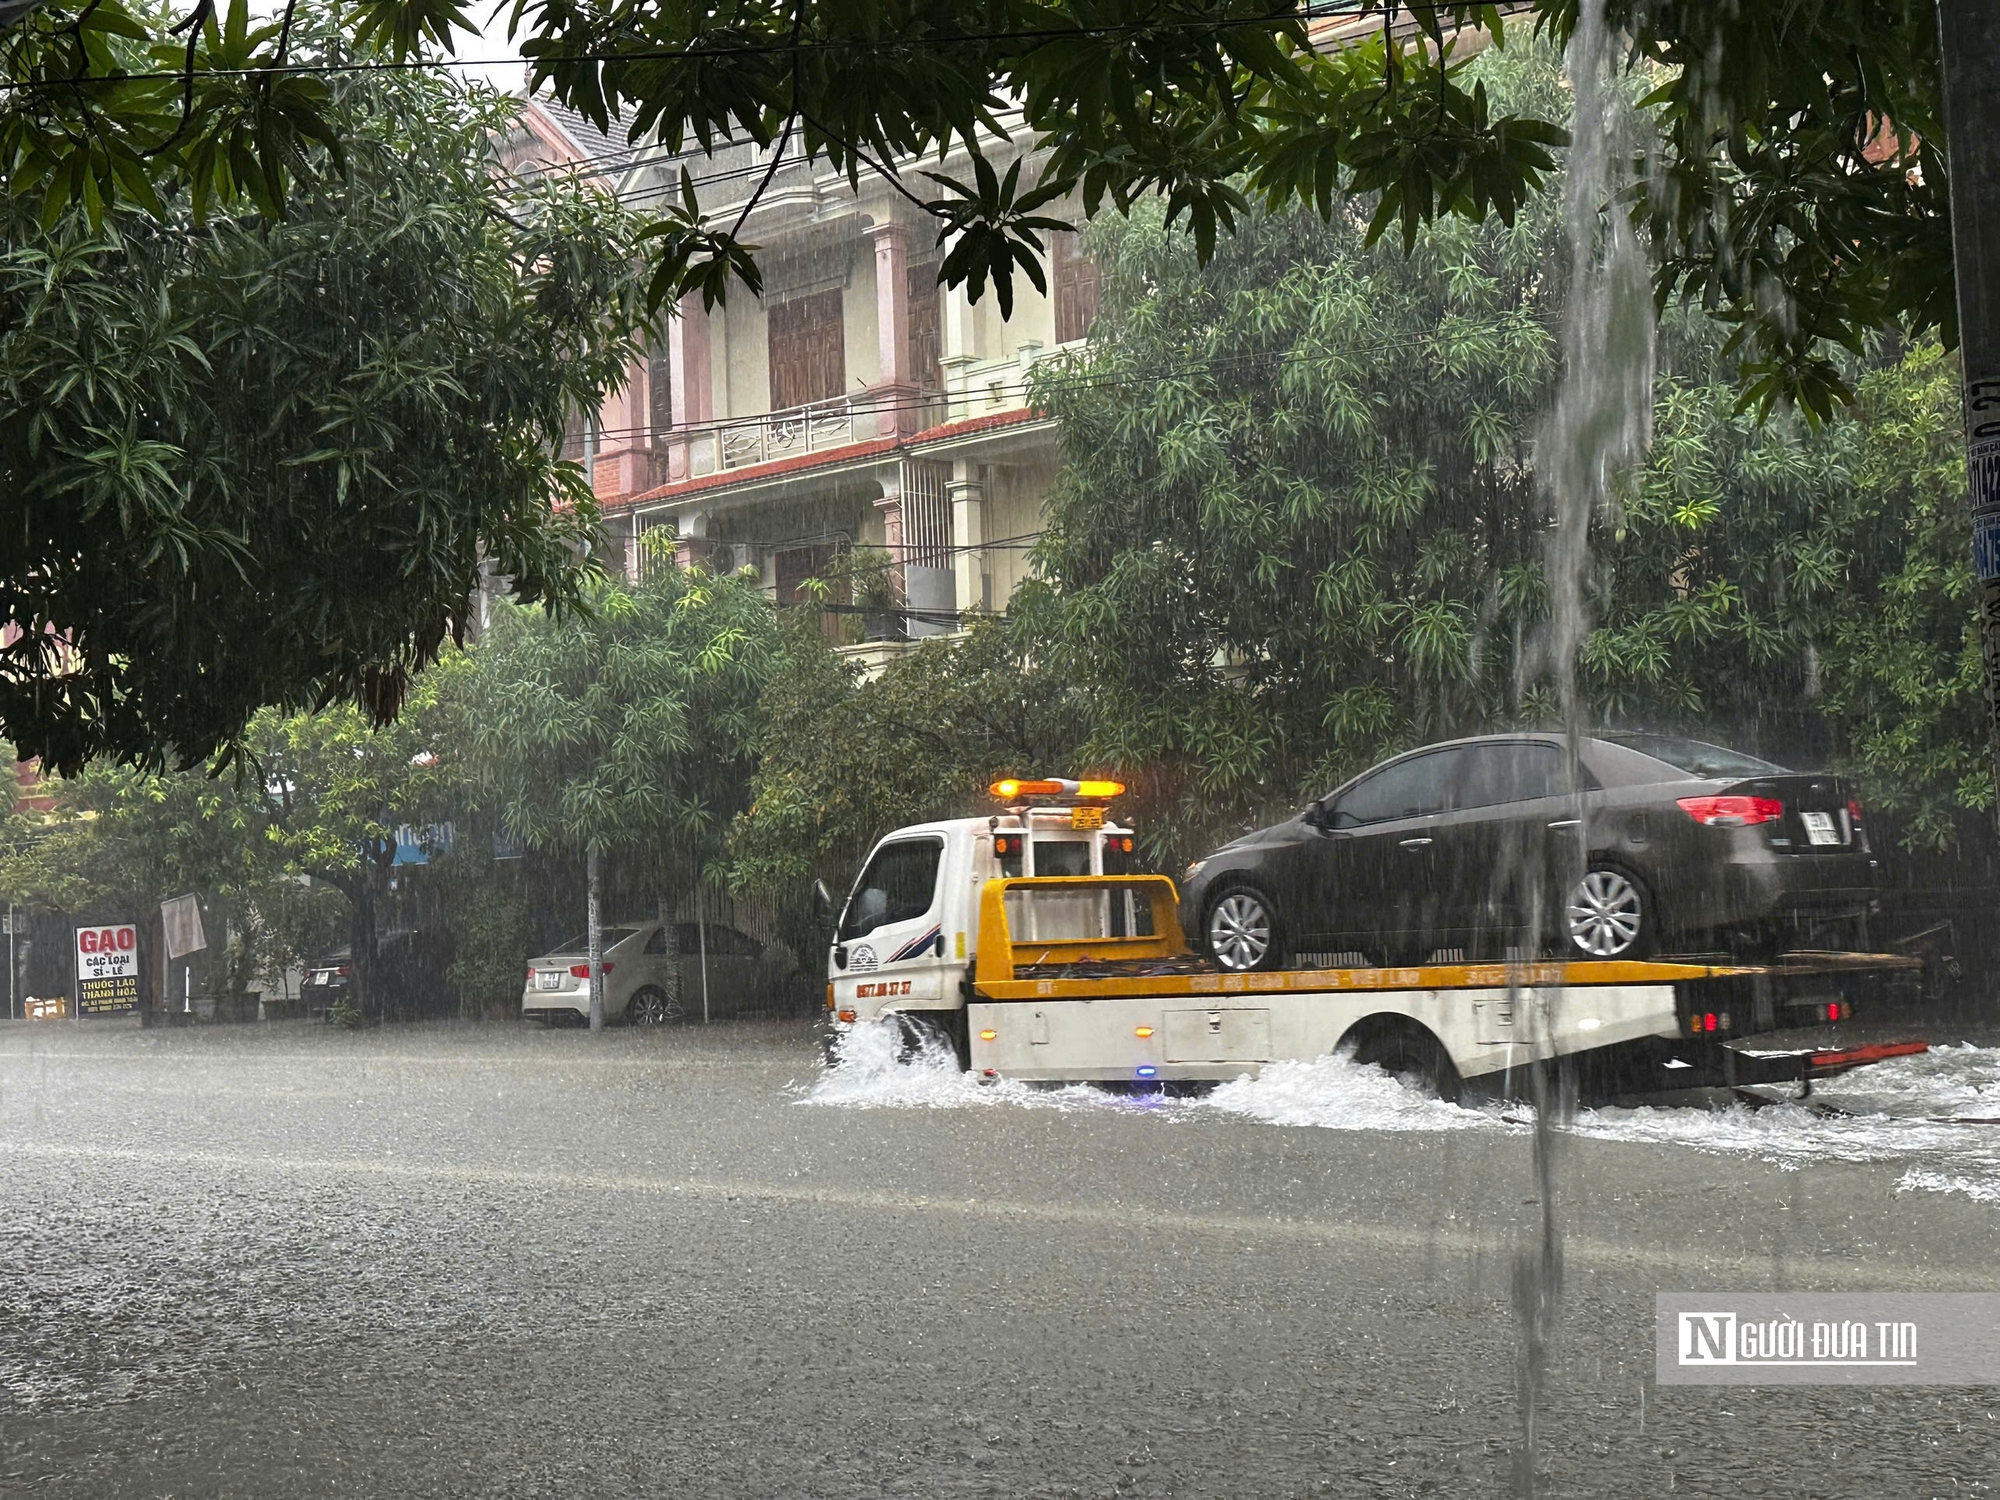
[668,293,714,481]
[940,279,980,421]
[590,353,654,500]
[870,222,911,390]
[873,474,905,590]
[948,460,986,619]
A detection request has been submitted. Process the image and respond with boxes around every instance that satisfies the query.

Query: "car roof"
[1323,732,1746,794]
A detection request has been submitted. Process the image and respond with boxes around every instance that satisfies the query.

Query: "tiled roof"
[520,92,647,180]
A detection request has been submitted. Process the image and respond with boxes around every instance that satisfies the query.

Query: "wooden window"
[907,261,942,390]
[774,543,849,640]
[767,290,846,410]
[647,339,672,439]
[1053,232,1100,344]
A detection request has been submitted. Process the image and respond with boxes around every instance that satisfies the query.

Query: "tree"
[729,615,1092,899]
[0,749,348,1015]
[240,670,461,1020]
[21,2,1945,412]
[462,557,780,1030]
[1,12,644,774]
[1020,67,1571,858]
[1008,47,1990,869]
[11,1,1968,774]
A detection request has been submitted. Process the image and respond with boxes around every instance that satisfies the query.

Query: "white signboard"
[75,923,140,1015]
[161,893,206,959]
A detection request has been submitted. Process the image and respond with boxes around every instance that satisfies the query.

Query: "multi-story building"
[496,93,1100,668]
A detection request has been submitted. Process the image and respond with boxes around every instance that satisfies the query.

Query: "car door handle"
[1398,837,1433,849]
[1546,819,1582,829]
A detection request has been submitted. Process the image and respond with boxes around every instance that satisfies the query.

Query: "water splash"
[1207,1051,1506,1132]
[802,1028,2000,1206]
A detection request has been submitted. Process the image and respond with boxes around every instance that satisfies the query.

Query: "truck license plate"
[536,971,561,990]
[1070,806,1105,830]
[1800,811,1841,846]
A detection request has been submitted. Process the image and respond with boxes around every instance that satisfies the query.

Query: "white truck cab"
[825,780,1137,1045]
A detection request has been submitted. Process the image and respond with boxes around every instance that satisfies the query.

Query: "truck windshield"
[840,838,943,940]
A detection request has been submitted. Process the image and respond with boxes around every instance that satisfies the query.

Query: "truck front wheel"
[894,1010,971,1071]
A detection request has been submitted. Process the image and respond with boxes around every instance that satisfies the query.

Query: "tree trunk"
[586,845,605,1032]
[350,880,378,1022]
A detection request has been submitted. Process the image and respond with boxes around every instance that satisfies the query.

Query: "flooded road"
[3,1020,1996,1497]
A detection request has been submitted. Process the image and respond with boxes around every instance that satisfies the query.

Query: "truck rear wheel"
[1350,1022,1463,1104]
[894,1010,971,1071]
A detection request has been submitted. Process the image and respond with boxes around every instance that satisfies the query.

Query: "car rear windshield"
[545,928,638,956]
[1606,733,1785,779]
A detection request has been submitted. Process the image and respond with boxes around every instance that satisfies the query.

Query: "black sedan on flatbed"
[1179,733,1880,970]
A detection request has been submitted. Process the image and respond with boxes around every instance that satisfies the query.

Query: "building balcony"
[669,385,948,482]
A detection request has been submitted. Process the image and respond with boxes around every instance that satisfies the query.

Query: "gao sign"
[75,924,141,1016]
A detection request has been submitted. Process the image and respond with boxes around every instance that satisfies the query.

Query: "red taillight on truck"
[1847,798,1864,824]
[1677,795,1785,827]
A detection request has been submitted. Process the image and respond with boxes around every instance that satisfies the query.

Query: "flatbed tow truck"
[823,781,1927,1099]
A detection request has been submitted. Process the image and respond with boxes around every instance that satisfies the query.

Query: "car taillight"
[1847,798,1864,823]
[335,965,350,977]
[1677,795,1785,827]
[569,962,615,978]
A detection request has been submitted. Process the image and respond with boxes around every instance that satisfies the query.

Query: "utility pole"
[1938,0,2000,800]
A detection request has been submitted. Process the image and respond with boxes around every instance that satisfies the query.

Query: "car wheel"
[627,986,685,1027]
[1563,866,1653,960]
[1204,885,1281,972]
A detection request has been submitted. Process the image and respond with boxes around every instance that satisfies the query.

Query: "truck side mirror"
[811,879,835,925]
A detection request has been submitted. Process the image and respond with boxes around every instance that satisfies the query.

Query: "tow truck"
[820,779,1926,1099]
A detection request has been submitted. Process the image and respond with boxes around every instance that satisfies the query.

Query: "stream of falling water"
[1511,0,1658,1492]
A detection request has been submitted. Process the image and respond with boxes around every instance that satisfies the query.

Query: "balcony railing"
[674,387,948,479]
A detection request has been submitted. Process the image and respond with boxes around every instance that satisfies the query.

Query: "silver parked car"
[521,921,802,1026]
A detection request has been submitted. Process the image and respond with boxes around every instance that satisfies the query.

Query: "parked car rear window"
[548,928,637,955]
[1455,742,1574,808]
[841,838,944,939]
[1605,733,1784,779]
[1328,750,1458,826]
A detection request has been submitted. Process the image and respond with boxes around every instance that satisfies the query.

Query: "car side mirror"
[811,878,835,925]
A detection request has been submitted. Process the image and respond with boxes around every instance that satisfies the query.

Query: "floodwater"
[3,1018,1997,1497]
[809,1019,2000,1206]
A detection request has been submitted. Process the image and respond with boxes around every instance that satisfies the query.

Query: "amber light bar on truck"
[991,777,1126,800]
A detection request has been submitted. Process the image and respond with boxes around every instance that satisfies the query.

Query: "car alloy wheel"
[1207,889,1274,972]
[627,986,684,1027]
[1565,868,1645,958]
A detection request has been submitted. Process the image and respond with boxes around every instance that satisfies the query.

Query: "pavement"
[1,1016,1996,1499]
